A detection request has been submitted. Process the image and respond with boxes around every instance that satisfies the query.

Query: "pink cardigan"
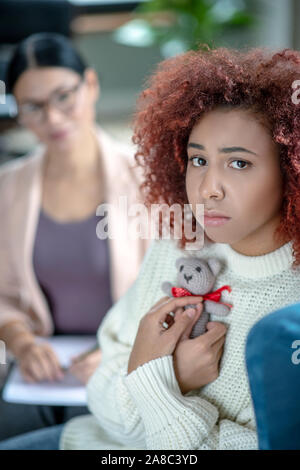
[0,125,151,339]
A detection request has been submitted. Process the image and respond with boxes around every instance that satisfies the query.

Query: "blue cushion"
[245,302,300,450]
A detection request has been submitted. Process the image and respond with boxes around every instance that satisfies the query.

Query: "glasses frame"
[16,78,85,125]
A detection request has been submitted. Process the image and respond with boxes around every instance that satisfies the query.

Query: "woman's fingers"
[172,307,184,326]
[19,343,65,382]
[164,307,198,342]
[159,301,204,341]
[70,361,92,376]
[69,356,89,375]
[69,350,102,384]
[154,295,203,321]
[23,373,34,383]
[69,354,101,384]
[179,303,203,341]
[43,347,64,380]
[148,296,170,313]
[36,351,55,381]
[20,367,35,383]
[29,357,45,382]
[159,304,187,330]
[70,366,91,385]
[201,322,228,346]
[210,334,226,356]
[30,346,61,382]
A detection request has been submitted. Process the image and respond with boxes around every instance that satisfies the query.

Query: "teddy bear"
[161,256,232,338]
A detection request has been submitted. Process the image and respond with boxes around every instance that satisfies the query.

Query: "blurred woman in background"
[0,32,150,440]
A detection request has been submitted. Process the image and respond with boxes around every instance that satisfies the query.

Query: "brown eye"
[57,91,71,102]
[196,267,201,273]
[230,160,251,170]
[190,157,206,167]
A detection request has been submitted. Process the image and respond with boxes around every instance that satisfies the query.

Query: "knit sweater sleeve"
[124,355,258,450]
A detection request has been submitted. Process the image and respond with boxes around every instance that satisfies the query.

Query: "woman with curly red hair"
[1,45,299,450]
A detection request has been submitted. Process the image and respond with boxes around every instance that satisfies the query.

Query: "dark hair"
[6,32,88,93]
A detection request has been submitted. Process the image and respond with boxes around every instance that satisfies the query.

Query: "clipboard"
[2,335,97,406]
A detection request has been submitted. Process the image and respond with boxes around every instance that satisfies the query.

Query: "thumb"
[206,322,218,330]
[169,307,197,341]
[180,304,203,341]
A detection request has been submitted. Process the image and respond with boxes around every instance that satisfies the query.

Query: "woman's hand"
[18,341,65,383]
[68,348,102,385]
[127,295,203,375]
[172,304,228,395]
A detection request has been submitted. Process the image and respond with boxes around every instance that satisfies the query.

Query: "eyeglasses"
[17,79,84,125]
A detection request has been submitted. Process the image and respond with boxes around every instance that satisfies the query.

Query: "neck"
[43,126,99,180]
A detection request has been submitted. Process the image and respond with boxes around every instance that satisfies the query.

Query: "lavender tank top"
[32,208,114,334]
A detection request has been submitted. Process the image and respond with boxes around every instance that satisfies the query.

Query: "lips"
[203,210,231,227]
[49,128,70,139]
[204,210,230,218]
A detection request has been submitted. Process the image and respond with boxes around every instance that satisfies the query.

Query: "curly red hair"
[132,45,300,266]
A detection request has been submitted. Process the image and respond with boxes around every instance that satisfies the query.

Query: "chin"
[204,229,239,245]
[49,133,77,151]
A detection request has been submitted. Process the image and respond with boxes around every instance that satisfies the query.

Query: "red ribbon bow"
[171,285,233,308]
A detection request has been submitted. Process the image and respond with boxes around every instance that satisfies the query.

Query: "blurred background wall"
[74,0,298,122]
[0,0,299,163]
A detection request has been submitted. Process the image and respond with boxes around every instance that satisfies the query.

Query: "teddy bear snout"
[184,274,193,283]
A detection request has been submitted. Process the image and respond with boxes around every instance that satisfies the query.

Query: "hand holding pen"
[67,344,102,385]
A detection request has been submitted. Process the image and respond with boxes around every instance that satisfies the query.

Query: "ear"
[207,258,221,277]
[84,68,100,101]
[175,257,186,270]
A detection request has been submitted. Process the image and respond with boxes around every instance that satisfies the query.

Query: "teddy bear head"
[175,257,222,295]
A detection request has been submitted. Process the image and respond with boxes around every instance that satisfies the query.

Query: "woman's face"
[13,66,99,151]
[185,108,284,254]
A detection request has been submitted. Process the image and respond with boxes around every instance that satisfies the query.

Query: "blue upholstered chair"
[245,302,300,450]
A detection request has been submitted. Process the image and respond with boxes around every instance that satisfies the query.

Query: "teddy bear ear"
[175,257,186,269]
[207,258,222,276]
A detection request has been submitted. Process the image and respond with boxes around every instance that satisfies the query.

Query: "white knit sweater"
[59,237,300,450]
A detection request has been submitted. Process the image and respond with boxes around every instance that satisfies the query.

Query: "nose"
[199,167,224,200]
[184,274,193,283]
[44,104,65,125]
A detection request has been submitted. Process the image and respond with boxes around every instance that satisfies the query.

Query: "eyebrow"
[19,85,72,105]
[187,143,258,156]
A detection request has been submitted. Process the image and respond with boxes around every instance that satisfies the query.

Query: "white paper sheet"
[2,335,98,406]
